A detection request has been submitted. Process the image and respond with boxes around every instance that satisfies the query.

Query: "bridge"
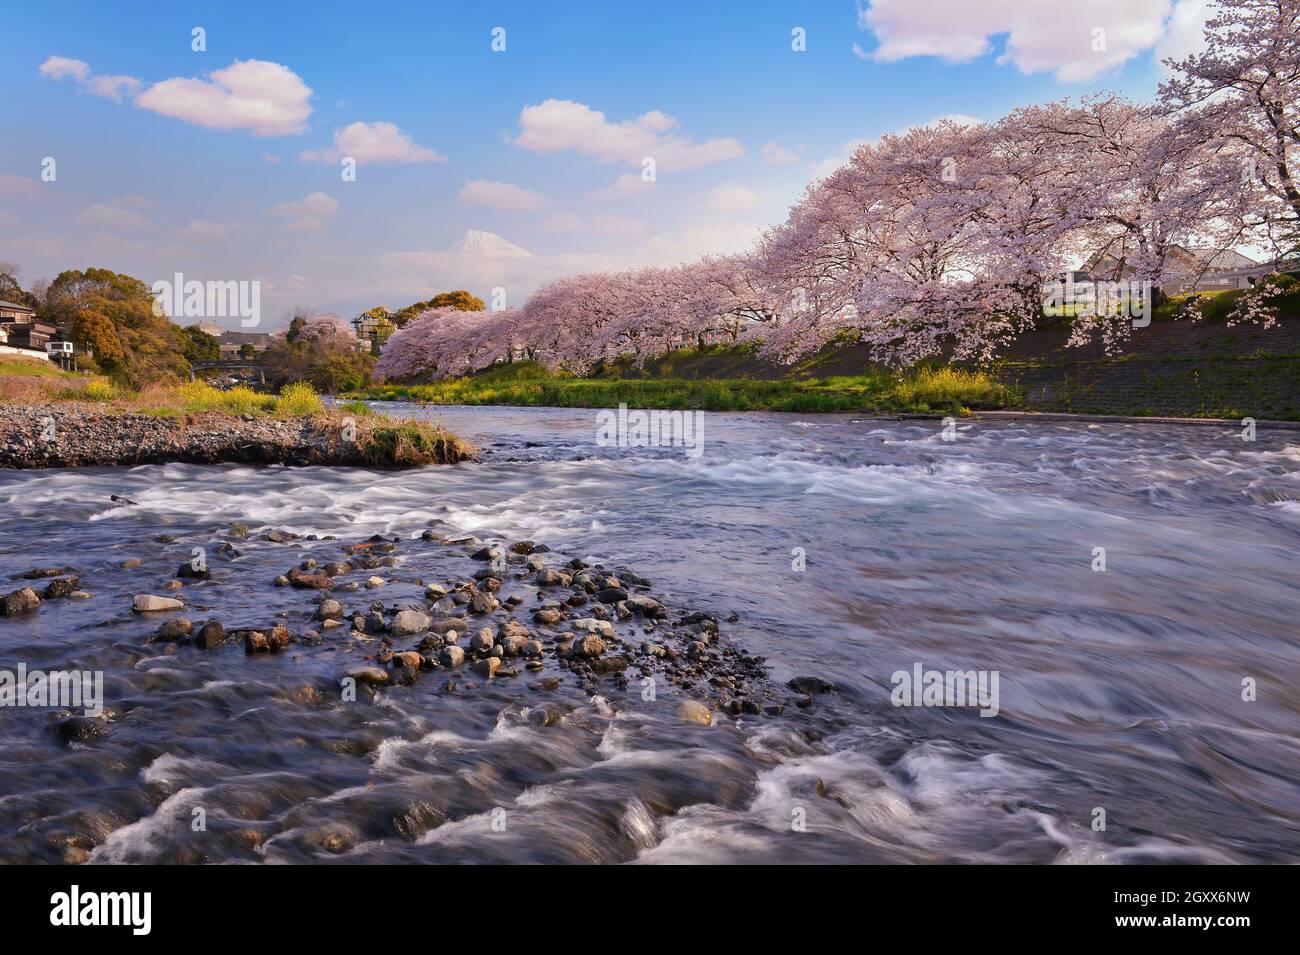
[189,359,267,384]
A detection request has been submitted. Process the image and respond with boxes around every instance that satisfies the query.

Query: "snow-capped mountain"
[438,229,532,259]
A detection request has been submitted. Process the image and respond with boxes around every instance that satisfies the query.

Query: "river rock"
[55,716,107,745]
[472,657,502,678]
[595,587,628,604]
[315,599,344,621]
[347,666,390,687]
[678,700,714,725]
[469,590,499,614]
[42,576,80,599]
[154,618,193,641]
[787,676,834,695]
[521,639,544,657]
[267,625,292,651]
[391,651,423,670]
[177,561,210,580]
[499,634,529,656]
[390,609,431,636]
[439,645,466,667]
[568,634,608,659]
[194,620,227,649]
[288,568,332,589]
[625,595,664,617]
[0,587,42,616]
[572,618,615,638]
[533,608,562,625]
[132,594,183,613]
[244,631,270,653]
[536,569,572,587]
[469,627,495,652]
[22,567,66,579]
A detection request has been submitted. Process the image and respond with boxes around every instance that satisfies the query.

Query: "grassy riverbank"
[0,372,473,467]
[357,284,1300,419]
[358,362,1017,414]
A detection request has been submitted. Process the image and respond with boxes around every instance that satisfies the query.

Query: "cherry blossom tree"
[1160,0,1300,247]
[369,3,1294,380]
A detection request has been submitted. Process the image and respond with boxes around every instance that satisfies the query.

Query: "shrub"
[82,378,119,401]
[276,381,326,417]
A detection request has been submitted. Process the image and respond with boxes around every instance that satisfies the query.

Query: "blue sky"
[0,1,1212,329]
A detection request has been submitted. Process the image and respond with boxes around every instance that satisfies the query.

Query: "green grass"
[0,356,80,379]
[357,361,1017,415]
[358,420,475,466]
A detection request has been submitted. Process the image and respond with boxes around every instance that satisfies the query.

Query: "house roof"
[218,331,271,344]
[0,300,34,312]
[1084,243,1261,274]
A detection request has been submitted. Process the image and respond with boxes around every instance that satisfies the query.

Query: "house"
[217,331,272,360]
[1083,245,1265,294]
[195,320,225,337]
[0,300,57,352]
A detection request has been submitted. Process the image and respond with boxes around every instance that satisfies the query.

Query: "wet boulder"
[42,576,80,599]
[1,587,42,616]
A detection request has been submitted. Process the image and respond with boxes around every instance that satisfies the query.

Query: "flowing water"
[1,404,1297,863]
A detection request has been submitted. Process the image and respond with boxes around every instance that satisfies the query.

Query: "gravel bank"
[0,404,470,468]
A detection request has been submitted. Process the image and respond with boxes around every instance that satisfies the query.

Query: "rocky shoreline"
[0,404,470,468]
[1,523,822,740]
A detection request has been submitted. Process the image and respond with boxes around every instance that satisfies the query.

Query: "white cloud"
[271,192,338,219]
[79,203,152,231]
[86,74,142,102]
[0,175,44,200]
[587,173,656,201]
[135,60,312,136]
[704,184,760,214]
[812,138,872,180]
[760,141,802,165]
[111,194,155,209]
[271,191,338,232]
[1156,0,1214,71]
[38,56,90,82]
[856,0,1174,82]
[514,99,744,172]
[458,179,549,212]
[300,121,444,164]
[39,55,141,101]
[177,220,230,243]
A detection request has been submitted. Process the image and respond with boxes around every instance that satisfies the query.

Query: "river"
[0,404,1297,863]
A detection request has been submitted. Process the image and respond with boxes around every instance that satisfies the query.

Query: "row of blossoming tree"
[377,0,1298,383]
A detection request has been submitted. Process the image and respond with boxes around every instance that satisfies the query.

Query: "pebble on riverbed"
[40,524,790,728]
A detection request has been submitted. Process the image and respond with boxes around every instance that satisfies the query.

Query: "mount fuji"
[438,229,532,259]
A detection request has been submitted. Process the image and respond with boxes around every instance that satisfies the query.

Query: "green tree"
[42,268,191,385]
[285,313,308,342]
[387,290,486,327]
[0,262,41,309]
[180,324,220,362]
[262,330,375,394]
